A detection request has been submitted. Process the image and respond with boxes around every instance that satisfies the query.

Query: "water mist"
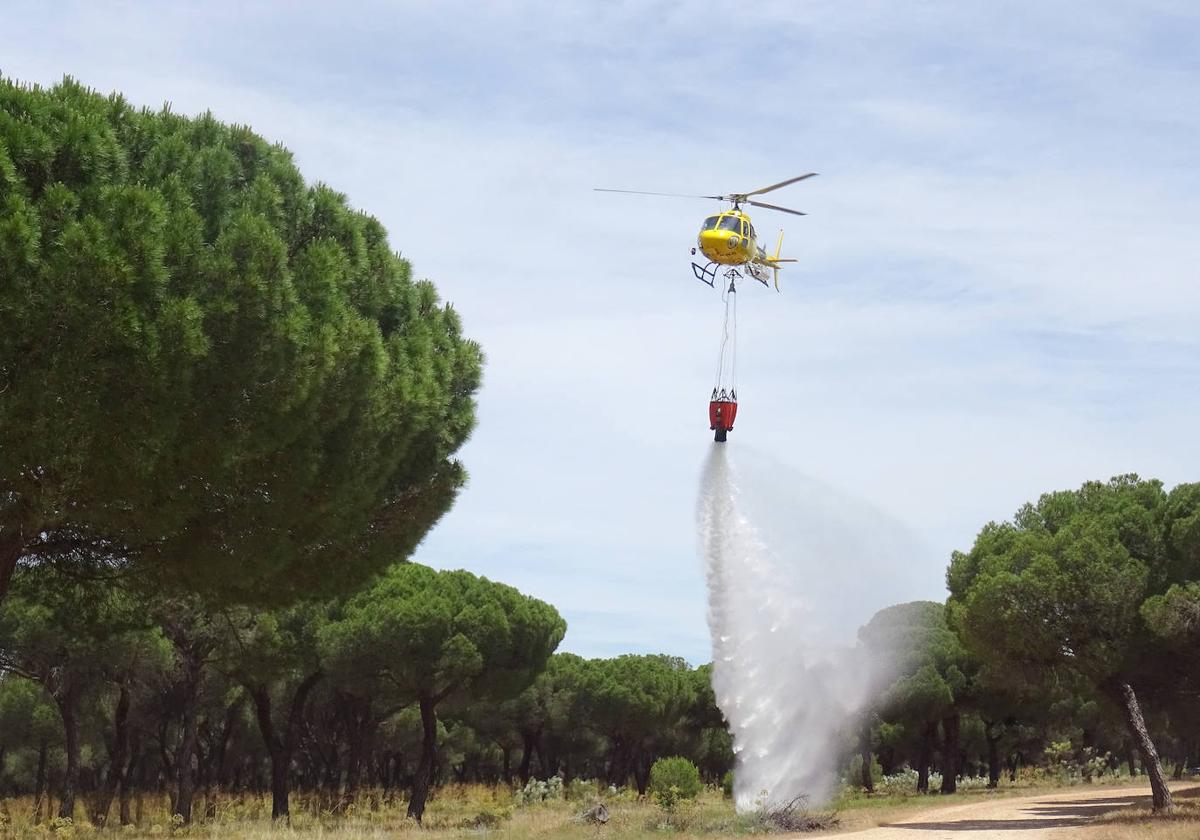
[698,445,930,811]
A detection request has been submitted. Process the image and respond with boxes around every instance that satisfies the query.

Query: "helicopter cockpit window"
[718,216,742,232]
[702,216,720,231]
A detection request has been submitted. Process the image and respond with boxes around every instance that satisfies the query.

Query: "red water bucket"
[709,398,737,431]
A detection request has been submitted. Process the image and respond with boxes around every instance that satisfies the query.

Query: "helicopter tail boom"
[755,230,798,291]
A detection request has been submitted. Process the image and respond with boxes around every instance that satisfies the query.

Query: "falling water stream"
[697,445,931,810]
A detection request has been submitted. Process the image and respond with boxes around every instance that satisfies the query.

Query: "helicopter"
[595,174,817,442]
[594,173,816,291]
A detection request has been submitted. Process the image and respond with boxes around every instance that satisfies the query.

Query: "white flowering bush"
[872,768,995,796]
[876,769,923,795]
[957,774,993,791]
[514,774,564,805]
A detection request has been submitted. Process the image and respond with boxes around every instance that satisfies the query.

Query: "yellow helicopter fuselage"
[697,210,767,266]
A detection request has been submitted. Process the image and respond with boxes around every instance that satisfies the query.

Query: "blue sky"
[5,1,1199,664]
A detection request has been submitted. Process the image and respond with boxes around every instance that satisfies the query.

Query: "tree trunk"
[859,719,875,792]
[269,744,289,821]
[543,742,560,781]
[940,713,959,794]
[606,740,631,789]
[135,754,147,825]
[1114,682,1174,813]
[56,691,81,819]
[878,745,896,776]
[215,694,244,789]
[249,672,322,822]
[343,696,379,800]
[519,730,537,782]
[32,738,48,822]
[407,696,438,822]
[176,678,200,823]
[916,721,936,793]
[633,752,651,796]
[346,734,364,799]
[984,720,1001,789]
[250,686,294,822]
[534,739,549,779]
[381,752,396,790]
[119,740,141,826]
[92,683,131,826]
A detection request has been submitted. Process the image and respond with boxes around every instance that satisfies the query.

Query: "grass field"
[0,776,1196,838]
[1087,788,1200,840]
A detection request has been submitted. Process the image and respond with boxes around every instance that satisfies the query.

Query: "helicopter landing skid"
[692,261,718,287]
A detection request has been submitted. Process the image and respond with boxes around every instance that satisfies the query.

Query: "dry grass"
[1088,815,1200,839]
[1086,788,1200,840]
[0,785,741,840]
[0,780,1195,839]
[0,783,833,839]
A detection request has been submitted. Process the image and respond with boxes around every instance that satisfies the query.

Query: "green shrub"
[721,770,734,798]
[654,784,683,813]
[649,757,703,802]
[565,777,601,800]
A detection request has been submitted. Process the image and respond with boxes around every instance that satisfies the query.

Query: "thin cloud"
[3,1,1198,662]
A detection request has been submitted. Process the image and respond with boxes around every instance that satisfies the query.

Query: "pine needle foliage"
[0,76,482,604]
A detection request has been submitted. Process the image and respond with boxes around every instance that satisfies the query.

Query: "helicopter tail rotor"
[772,230,785,291]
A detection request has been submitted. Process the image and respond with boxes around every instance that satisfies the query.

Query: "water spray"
[698,445,906,810]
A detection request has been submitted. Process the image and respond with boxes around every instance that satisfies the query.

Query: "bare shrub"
[753,794,839,833]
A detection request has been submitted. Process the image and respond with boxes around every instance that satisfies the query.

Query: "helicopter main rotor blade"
[593,188,724,200]
[746,199,807,216]
[745,173,818,197]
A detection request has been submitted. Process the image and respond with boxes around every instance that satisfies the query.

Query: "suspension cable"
[730,280,738,395]
[713,277,737,395]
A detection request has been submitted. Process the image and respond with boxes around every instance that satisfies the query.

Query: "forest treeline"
[0,75,489,824]
[2,78,1199,828]
[0,562,733,824]
[3,477,1197,826]
[860,475,1200,815]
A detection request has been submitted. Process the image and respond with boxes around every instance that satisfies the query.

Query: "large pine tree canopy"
[0,77,483,603]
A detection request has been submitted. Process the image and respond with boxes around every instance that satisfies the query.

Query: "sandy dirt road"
[836,783,1197,839]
